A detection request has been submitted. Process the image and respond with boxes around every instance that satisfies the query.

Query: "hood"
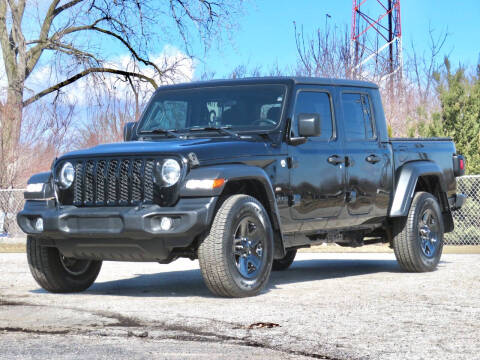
[60,137,274,162]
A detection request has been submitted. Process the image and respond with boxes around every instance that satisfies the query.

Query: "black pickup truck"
[18,77,466,297]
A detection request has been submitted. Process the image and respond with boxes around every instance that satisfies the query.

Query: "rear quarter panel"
[390,138,457,198]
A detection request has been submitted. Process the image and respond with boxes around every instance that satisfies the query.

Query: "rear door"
[339,90,389,222]
[288,87,346,228]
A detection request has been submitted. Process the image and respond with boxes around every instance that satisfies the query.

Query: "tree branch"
[23,0,60,76]
[52,0,83,16]
[47,42,100,63]
[0,0,13,79]
[25,0,85,77]
[6,0,29,81]
[23,67,158,106]
[91,26,163,75]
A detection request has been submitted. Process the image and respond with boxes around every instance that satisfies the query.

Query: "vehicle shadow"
[45,258,405,298]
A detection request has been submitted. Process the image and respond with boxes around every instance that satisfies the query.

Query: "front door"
[289,88,346,227]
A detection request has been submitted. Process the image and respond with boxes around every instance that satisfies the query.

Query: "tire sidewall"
[26,236,102,292]
[52,248,102,286]
[411,194,444,270]
[221,197,274,294]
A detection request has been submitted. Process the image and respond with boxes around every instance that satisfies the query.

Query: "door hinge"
[344,156,351,167]
[286,157,294,169]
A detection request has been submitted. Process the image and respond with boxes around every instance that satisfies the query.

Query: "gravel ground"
[0,252,479,360]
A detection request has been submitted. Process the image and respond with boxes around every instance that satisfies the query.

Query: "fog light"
[35,217,44,232]
[160,217,173,231]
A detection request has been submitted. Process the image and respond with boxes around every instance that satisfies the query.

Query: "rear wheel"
[392,192,444,272]
[198,195,274,297]
[27,236,102,293]
[272,249,297,271]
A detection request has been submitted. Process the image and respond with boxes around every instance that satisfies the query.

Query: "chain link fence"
[445,175,480,245]
[0,189,25,238]
[0,176,479,245]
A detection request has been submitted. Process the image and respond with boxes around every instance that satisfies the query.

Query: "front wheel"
[27,236,102,293]
[392,192,444,272]
[198,195,274,297]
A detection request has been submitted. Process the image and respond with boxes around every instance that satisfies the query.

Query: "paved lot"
[0,252,479,360]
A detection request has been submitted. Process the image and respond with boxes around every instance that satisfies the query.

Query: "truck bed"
[389,137,457,196]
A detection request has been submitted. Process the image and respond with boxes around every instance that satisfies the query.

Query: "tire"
[272,249,297,271]
[27,236,102,293]
[392,192,444,272]
[198,194,274,297]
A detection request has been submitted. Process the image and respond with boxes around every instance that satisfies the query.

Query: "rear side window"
[294,91,334,141]
[341,93,375,140]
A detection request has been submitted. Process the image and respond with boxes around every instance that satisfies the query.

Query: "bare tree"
[75,89,137,149]
[294,22,361,79]
[409,26,449,106]
[0,0,244,185]
[293,21,449,136]
[0,93,75,187]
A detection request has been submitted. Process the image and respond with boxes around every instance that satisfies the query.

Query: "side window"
[341,93,375,140]
[294,91,334,141]
[143,100,188,130]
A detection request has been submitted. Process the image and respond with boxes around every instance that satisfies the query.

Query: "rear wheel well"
[415,175,448,211]
[413,175,453,232]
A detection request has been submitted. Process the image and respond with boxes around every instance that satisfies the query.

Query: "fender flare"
[180,164,285,258]
[24,172,54,200]
[389,161,447,217]
[28,171,52,184]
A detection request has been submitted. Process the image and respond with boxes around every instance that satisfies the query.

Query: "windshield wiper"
[185,126,240,139]
[139,127,181,138]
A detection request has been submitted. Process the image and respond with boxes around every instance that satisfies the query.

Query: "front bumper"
[17,197,217,261]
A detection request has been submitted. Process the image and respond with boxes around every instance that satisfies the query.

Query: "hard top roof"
[156,76,378,91]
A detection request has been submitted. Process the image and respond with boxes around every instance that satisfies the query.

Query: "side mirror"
[123,122,137,141]
[298,113,321,137]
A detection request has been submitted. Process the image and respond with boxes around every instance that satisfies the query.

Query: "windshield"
[137,84,286,133]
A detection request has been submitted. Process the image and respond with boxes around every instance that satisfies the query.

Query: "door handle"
[366,154,380,164]
[327,155,344,165]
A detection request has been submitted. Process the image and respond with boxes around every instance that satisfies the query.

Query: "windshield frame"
[135,83,290,138]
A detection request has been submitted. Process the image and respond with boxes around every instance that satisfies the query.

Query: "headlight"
[58,162,75,189]
[160,159,181,186]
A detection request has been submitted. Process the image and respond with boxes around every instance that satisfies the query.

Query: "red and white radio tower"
[351,0,402,81]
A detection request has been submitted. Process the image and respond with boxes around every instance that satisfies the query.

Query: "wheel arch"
[389,161,450,218]
[180,164,286,258]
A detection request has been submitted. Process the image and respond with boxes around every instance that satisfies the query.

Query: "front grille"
[69,158,156,207]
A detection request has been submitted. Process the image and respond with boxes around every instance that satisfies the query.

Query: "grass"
[0,243,26,253]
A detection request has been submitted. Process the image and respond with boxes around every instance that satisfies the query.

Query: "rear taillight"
[453,155,465,177]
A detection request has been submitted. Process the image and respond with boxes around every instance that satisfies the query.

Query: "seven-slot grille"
[67,158,156,206]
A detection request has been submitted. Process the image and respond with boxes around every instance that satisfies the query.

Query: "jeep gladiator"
[18,77,466,297]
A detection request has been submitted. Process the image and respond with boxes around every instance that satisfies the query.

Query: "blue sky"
[195,0,480,78]
[6,0,478,99]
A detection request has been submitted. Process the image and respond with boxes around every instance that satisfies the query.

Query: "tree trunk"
[1,81,24,188]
